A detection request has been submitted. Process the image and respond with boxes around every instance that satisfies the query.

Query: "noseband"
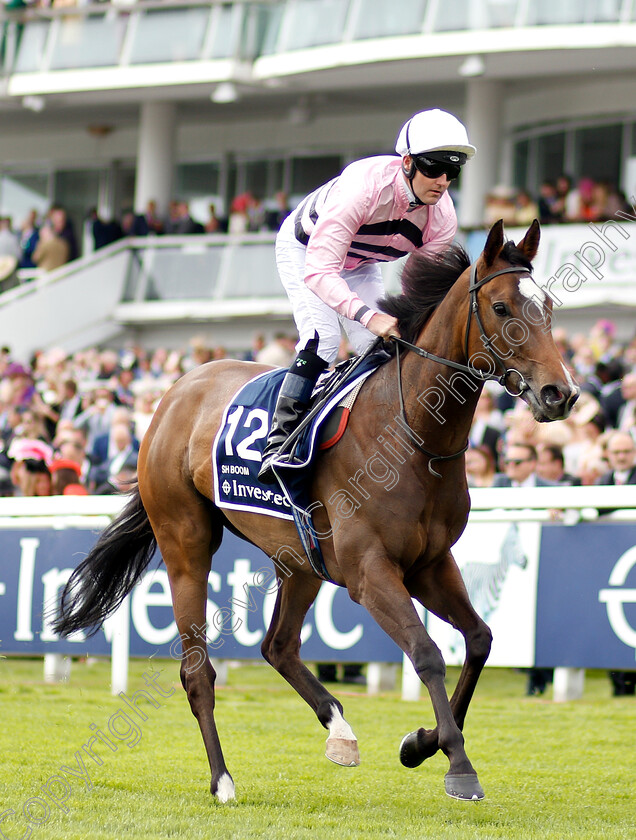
[392,262,533,477]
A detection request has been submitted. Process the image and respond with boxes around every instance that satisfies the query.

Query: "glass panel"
[225,242,280,297]
[209,3,241,59]
[129,8,210,65]
[351,0,426,40]
[574,124,621,185]
[283,0,351,50]
[0,172,50,227]
[536,132,565,185]
[291,156,342,198]
[138,247,222,300]
[50,15,121,70]
[13,20,50,73]
[485,0,518,28]
[433,0,472,31]
[258,3,285,55]
[529,0,620,25]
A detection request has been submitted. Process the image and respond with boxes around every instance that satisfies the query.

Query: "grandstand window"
[54,169,101,242]
[291,155,342,198]
[350,0,427,40]
[574,123,621,185]
[512,138,529,190]
[0,172,50,222]
[176,163,221,201]
[536,132,566,184]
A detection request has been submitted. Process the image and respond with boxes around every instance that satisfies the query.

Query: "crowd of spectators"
[1,316,633,498]
[483,174,632,227]
[0,192,292,283]
[467,318,636,489]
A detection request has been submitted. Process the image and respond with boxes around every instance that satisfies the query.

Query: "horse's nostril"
[541,385,565,407]
[568,390,580,410]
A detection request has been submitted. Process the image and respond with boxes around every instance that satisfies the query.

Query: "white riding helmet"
[395,110,476,160]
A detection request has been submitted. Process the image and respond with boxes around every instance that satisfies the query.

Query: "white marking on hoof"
[325,704,360,766]
[326,704,356,741]
[215,773,235,803]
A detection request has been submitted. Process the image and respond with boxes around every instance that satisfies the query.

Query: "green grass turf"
[0,658,634,840]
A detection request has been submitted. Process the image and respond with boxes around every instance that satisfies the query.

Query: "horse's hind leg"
[145,493,234,802]
[261,571,360,767]
[400,552,492,772]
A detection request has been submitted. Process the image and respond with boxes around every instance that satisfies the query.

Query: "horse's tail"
[52,485,157,637]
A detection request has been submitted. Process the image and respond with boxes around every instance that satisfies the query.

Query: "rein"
[391,263,532,478]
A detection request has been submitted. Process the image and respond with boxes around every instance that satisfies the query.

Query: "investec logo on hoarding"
[0,534,380,659]
[599,544,636,658]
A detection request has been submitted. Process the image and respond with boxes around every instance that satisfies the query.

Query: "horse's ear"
[482,219,505,266]
[516,219,541,262]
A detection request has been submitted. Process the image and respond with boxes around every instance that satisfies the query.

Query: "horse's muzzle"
[537,382,580,420]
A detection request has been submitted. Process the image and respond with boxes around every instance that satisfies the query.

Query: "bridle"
[391,262,533,477]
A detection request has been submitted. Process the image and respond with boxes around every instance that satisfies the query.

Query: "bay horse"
[54,220,578,804]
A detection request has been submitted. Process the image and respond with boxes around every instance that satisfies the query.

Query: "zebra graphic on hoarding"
[449,522,528,656]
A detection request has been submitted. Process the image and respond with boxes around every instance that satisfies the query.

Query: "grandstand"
[1,0,636,357]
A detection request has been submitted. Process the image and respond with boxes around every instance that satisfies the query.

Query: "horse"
[53,219,579,804]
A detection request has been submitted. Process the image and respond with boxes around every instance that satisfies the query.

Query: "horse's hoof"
[212,772,236,803]
[399,731,424,768]
[444,773,484,801]
[325,737,360,766]
[399,728,438,768]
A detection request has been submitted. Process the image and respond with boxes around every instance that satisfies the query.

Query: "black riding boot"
[258,337,327,485]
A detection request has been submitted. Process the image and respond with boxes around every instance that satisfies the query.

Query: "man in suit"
[536,443,582,486]
[596,431,636,486]
[493,443,557,488]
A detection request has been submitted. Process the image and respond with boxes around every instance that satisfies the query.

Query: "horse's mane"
[380,240,533,344]
[379,244,471,344]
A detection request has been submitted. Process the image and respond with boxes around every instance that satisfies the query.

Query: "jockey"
[258,109,476,484]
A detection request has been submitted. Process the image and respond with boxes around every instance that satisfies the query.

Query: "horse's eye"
[493,302,508,317]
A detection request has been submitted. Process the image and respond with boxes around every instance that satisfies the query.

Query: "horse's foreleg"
[400,553,492,772]
[352,558,484,800]
[261,571,360,767]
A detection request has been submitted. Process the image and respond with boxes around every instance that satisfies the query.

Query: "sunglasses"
[412,156,461,182]
[504,458,532,466]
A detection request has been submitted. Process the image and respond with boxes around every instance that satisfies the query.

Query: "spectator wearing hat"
[6,438,53,497]
[49,457,85,496]
[4,362,36,407]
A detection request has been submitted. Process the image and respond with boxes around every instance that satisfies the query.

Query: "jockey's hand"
[367,313,400,340]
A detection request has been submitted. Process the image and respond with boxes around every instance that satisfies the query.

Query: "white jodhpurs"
[275,214,386,364]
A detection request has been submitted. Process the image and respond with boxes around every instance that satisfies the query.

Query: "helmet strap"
[402,118,424,206]
[401,156,424,207]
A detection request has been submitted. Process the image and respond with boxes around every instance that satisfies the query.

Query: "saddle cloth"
[212,353,387,522]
